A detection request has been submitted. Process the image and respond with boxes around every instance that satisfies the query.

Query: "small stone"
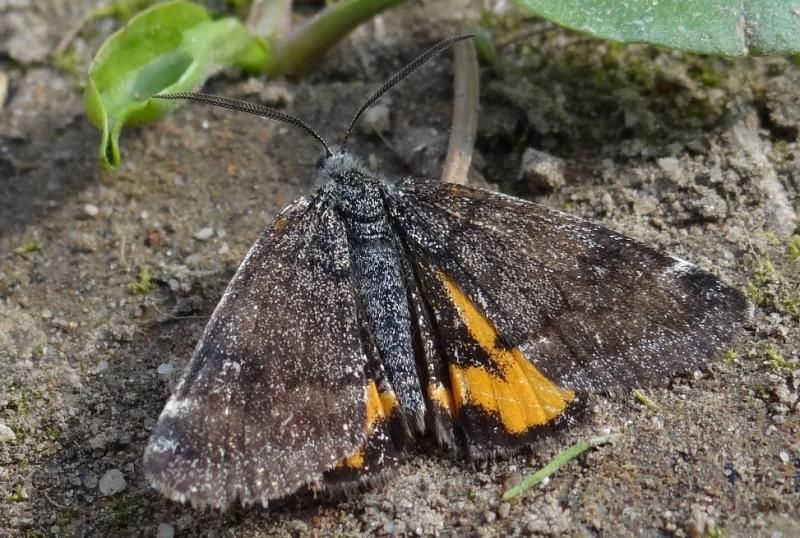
[772,382,798,407]
[83,473,98,489]
[261,85,294,107]
[5,12,51,64]
[779,451,790,463]
[657,157,681,173]
[93,360,109,374]
[156,523,175,538]
[497,502,511,519]
[525,516,549,534]
[145,229,162,248]
[502,471,522,491]
[361,104,391,134]
[99,469,127,496]
[184,254,202,267]
[239,79,294,107]
[685,186,728,221]
[0,422,16,443]
[651,416,665,429]
[89,434,108,450]
[687,505,716,538]
[157,362,175,376]
[519,148,565,193]
[172,296,203,317]
[766,424,778,436]
[194,227,214,240]
[484,510,497,523]
[84,204,100,217]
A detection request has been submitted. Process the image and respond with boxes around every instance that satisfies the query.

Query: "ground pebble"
[99,469,126,496]
[766,424,777,436]
[156,523,175,538]
[0,422,16,443]
[382,520,406,536]
[157,362,175,376]
[497,502,511,519]
[519,148,565,192]
[772,382,798,407]
[194,227,214,240]
[84,473,98,489]
[657,156,681,173]
[361,104,391,134]
[84,204,99,217]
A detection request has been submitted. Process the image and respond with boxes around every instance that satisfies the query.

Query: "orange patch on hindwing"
[427,383,454,413]
[440,273,575,433]
[337,380,397,469]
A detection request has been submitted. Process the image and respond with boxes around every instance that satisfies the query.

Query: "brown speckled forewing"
[143,194,368,508]
[388,180,750,393]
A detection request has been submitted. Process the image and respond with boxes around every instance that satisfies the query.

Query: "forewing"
[388,180,750,394]
[143,194,369,508]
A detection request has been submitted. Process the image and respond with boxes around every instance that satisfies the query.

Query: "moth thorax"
[320,154,385,223]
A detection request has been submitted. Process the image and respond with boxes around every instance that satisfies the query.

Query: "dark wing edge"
[143,195,372,509]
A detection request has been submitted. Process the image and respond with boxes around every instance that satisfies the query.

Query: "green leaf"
[129,265,156,295]
[84,0,268,168]
[12,239,41,256]
[512,0,800,56]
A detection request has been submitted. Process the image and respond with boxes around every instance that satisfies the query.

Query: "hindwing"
[387,179,749,452]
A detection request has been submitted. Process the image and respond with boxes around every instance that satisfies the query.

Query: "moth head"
[314,152,374,194]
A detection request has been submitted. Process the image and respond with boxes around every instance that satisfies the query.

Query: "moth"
[143,35,750,508]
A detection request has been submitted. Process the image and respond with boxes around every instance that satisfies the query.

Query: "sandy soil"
[1,1,798,536]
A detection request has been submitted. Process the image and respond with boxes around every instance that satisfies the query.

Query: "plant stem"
[441,37,479,185]
[266,0,409,77]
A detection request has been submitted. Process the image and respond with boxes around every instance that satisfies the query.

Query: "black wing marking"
[143,194,370,508]
[388,180,751,394]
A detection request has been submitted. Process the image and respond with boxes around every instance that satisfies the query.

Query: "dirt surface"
[1,1,799,536]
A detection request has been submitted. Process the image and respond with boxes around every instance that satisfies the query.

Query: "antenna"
[153,92,334,157]
[340,34,474,149]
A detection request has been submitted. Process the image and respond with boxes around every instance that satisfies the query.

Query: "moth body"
[320,152,426,431]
